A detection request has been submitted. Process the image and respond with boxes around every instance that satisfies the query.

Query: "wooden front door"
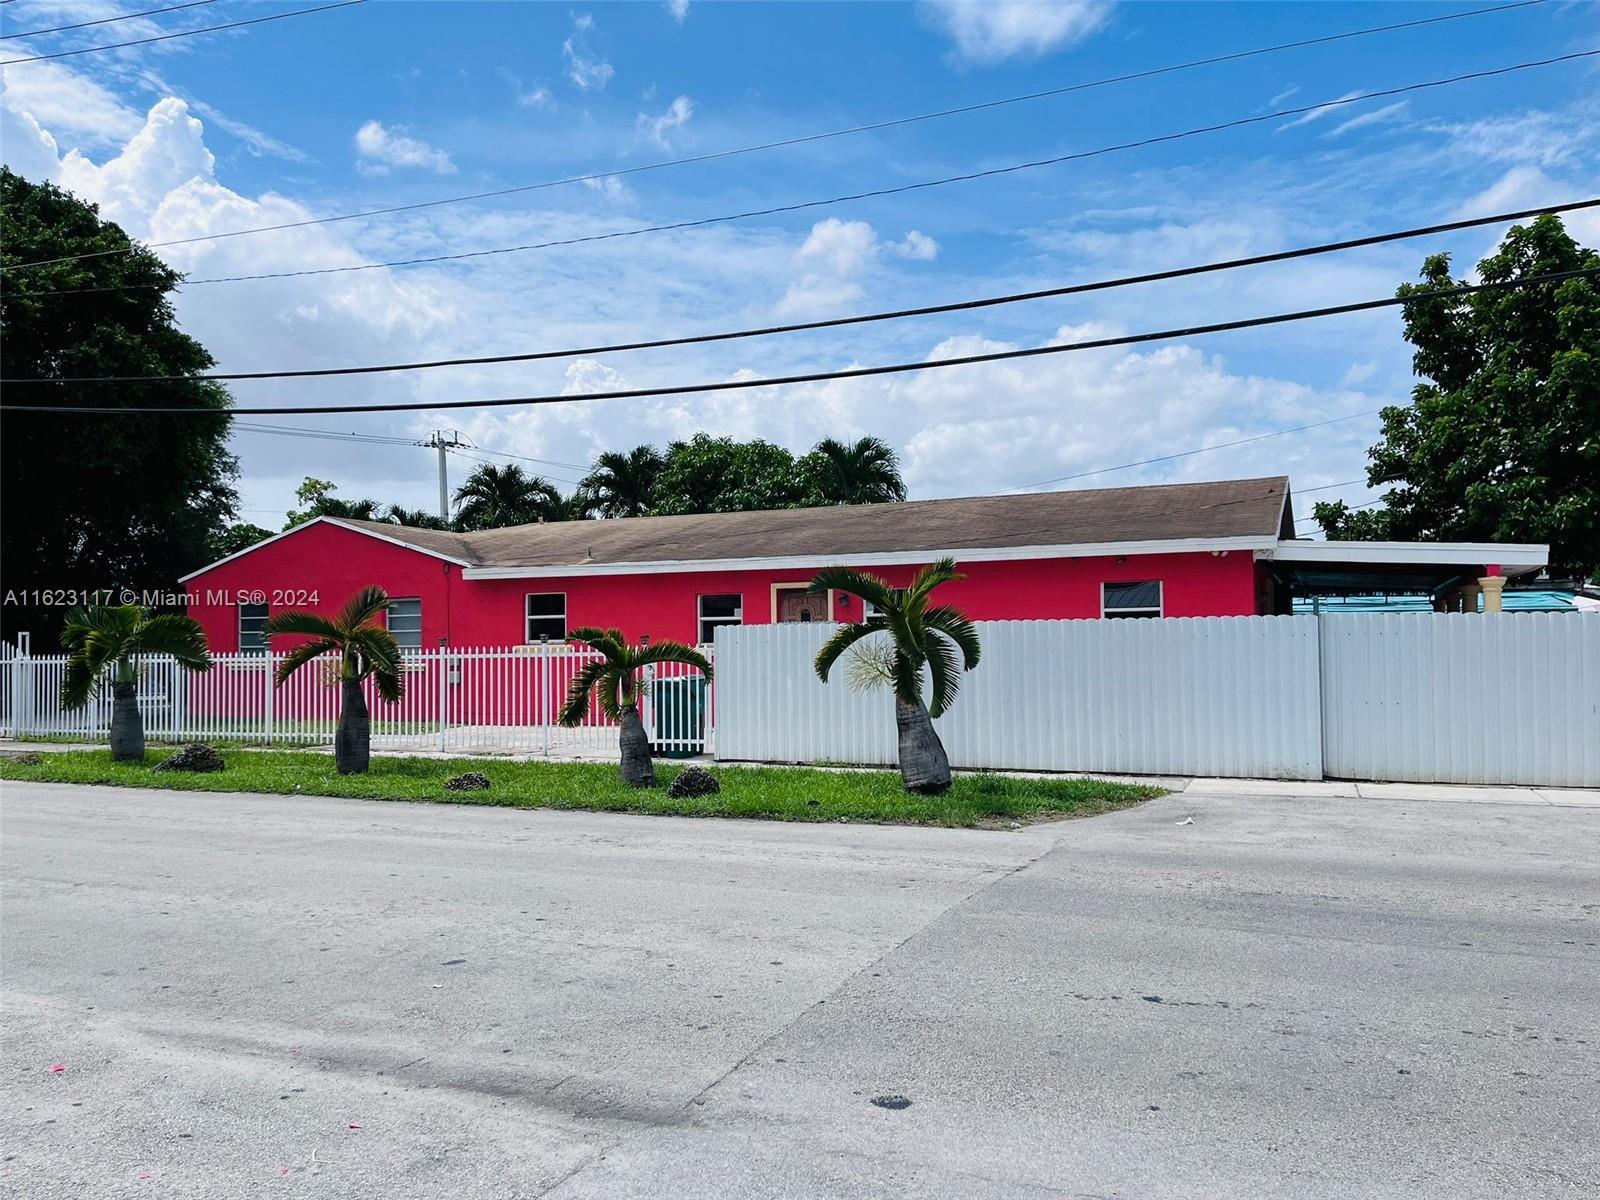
[777,589,827,623]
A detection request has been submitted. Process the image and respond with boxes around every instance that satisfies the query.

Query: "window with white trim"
[239,601,269,654]
[525,593,567,642]
[697,594,742,645]
[1102,580,1162,618]
[387,598,423,651]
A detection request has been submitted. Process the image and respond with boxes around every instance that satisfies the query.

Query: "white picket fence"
[0,645,713,758]
[712,613,1600,787]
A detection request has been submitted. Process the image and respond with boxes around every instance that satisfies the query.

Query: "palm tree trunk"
[336,676,371,775]
[895,699,951,794]
[617,703,655,787]
[109,680,146,762]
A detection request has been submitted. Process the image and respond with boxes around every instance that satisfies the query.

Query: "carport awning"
[1267,539,1548,597]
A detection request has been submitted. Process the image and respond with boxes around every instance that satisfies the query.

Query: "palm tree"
[385,505,450,530]
[811,558,979,794]
[540,490,598,522]
[59,605,212,762]
[558,627,712,787]
[809,436,907,505]
[263,586,403,775]
[452,463,561,530]
[582,445,665,517]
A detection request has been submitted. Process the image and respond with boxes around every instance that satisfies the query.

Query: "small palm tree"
[59,605,212,762]
[385,504,450,530]
[809,436,908,505]
[263,586,403,775]
[582,445,665,517]
[558,627,712,787]
[811,558,979,794]
[453,463,561,530]
[540,490,598,522]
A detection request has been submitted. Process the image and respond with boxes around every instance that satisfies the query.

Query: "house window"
[387,598,423,651]
[698,594,742,645]
[1103,580,1163,618]
[863,588,905,620]
[525,593,567,642]
[238,601,269,654]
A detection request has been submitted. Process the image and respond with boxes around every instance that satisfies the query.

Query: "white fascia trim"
[459,536,1278,580]
[1269,539,1549,575]
[178,515,473,582]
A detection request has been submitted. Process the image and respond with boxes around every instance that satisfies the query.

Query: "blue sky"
[3,0,1598,529]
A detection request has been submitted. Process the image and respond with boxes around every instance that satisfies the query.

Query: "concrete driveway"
[2,781,1596,1199]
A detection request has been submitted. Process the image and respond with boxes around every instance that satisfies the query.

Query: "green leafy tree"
[650,434,813,515]
[263,586,403,775]
[452,463,561,529]
[59,606,213,762]
[0,169,239,643]
[1314,215,1599,578]
[582,445,665,517]
[558,628,712,787]
[810,559,980,794]
[208,523,275,560]
[284,478,384,527]
[802,436,908,505]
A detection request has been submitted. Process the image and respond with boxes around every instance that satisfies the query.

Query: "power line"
[18,48,1597,294]
[9,268,1595,417]
[0,0,365,64]
[2,0,1544,271]
[1297,497,1385,524]
[232,420,591,482]
[1020,416,1383,489]
[0,0,220,40]
[17,199,1594,384]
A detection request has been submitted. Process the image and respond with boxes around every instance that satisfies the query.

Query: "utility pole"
[418,430,467,521]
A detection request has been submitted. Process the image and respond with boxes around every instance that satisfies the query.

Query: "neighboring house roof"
[305,476,1294,577]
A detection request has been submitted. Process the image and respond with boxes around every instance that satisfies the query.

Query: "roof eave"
[178,515,474,583]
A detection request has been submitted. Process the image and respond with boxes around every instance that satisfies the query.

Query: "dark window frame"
[697,593,742,645]
[525,592,568,643]
[387,597,424,651]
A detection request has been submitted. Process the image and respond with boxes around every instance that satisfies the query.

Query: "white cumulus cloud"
[564,14,614,91]
[920,0,1113,66]
[354,119,456,175]
[638,95,693,149]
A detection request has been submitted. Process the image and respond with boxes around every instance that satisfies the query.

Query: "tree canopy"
[0,168,239,641]
[1314,215,1599,579]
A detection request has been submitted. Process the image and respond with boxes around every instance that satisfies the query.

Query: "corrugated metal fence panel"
[1320,613,1600,786]
[715,616,1324,779]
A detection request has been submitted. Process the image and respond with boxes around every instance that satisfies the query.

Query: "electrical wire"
[0,0,365,64]
[16,199,1594,384]
[1297,497,1385,524]
[8,268,1595,417]
[16,47,1597,293]
[2,0,1544,270]
[0,0,220,40]
[232,420,591,480]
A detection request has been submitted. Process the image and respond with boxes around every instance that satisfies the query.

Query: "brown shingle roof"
[334,476,1291,570]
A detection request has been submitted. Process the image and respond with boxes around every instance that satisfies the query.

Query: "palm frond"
[810,565,893,610]
[813,618,883,682]
[922,605,981,670]
[131,613,213,672]
[262,610,343,641]
[335,585,391,634]
[924,631,962,719]
[273,638,340,686]
[59,655,99,711]
[558,659,614,726]
[566,626,626,661]
[58,606,140,709]
[890,645,924,710]
[907,557,962,605]
[349,627,405,702]
[630,640,712,679]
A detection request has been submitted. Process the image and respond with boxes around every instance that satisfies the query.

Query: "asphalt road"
[2,781,1596,1199]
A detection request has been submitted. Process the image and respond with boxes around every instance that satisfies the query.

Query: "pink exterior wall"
[186,521,1262,652]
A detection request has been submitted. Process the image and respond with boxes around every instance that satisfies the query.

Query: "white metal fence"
[0,645,713,758]
[713,617,1326,779]
[713,613,1599,786]
[1319,613,1600,787]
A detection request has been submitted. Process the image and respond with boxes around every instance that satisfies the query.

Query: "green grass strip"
[0,748,1162,828]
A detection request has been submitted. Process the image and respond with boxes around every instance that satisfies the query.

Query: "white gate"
[1319,613,1600,786]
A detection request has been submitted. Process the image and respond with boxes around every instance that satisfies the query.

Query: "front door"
[777,588,827,623]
